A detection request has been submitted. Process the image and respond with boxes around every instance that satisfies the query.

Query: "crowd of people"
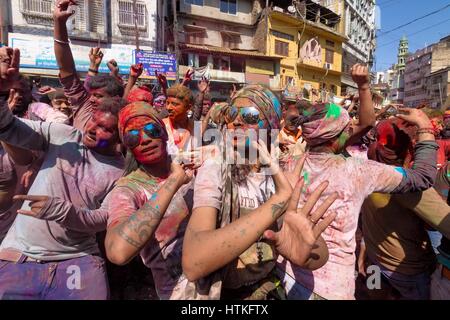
[0,0,448,300]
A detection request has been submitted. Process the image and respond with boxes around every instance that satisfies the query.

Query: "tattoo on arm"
[164,177,178,192]
[271,201,287,219]
[115,202,163,249]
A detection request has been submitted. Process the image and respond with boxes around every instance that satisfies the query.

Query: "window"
[118,1,147,28]
[275,40,289,56]
[185,0,203,5]
[186,31,205,45]
[270,30,294,42]
[213,56,230,71]
[222,34,240,49]
[20,0,54,25]
[220,0,237,15]
[325,49,334,64]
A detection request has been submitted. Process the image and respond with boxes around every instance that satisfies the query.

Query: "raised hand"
[170,161,194,186]
[89,47,104,69]
[181,68,194,86]
[155,70,168,91]
[263,178,338,267]
[14,194,50,217]
[38,85,56,95]
[197,76,209,94]
[129,63,143,79]
[351,64,370,88]
[53,0,78,22]
[396,107,432,129]
[107,59,120,76]
[0,47,20,92]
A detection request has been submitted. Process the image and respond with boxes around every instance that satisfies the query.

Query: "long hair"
[123,151,140,176]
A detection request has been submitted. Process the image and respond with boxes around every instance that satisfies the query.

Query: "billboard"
[135,50,177,80]
[8,33,135,75]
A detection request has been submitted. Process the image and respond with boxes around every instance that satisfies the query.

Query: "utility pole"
[172,0,180,82]
[133,0,140,51]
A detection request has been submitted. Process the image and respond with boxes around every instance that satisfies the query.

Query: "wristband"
[416,128,435,136]
[54,38,70,45]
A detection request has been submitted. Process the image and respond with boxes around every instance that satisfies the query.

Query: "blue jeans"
[369,256,431,300]
[275,268,325,300]
[0,255,109,300]
[427,231,442,255]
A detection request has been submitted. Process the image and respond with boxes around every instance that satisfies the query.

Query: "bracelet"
[416,128,435,135]
[88,68,99,74]
[54,38,70,45]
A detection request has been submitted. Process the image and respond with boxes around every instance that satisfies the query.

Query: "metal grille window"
[20,0,54,25]
[118,1,147,28]
[275,40,289,56]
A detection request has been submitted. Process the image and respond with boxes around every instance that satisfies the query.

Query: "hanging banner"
[135,50,177,80]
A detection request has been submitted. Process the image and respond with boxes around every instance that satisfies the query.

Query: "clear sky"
[374,0,450,71]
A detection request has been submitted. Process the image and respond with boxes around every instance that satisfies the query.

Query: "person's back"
[278,153,404,299]
[362,193,435,276]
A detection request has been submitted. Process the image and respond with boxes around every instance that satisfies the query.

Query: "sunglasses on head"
[226,106,263,125]
[123,122,163,149]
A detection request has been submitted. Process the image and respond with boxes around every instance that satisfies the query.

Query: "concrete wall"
[431,36,450,73]
[180,0,255,25]
[178,16,255,50]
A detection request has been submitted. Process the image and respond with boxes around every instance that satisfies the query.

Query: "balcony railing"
[179,65,245,83]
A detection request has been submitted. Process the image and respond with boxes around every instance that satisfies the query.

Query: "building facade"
[427,67,450,109]
[404,45,433,108]
[1,0,158,82]
[252,0,346,100]
[341,0,376,95]
[173,0,281,99]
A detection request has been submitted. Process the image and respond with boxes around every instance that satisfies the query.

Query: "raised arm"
[53,0,77,78]
[192,77,209,122]
[87,47,104,78]
[0,47,56,151]
[123,63,143,101]
[345,64,376,146]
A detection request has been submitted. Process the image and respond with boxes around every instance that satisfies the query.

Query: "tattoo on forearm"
[164,177,178,192]
[271,201,287,219]
[116,202,163,249]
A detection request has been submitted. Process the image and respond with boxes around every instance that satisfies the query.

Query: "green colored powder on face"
[325,103,341,119]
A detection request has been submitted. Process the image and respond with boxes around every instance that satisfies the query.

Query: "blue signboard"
[135,50,177,80]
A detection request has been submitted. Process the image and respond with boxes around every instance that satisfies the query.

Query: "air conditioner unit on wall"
[324,63,332,70]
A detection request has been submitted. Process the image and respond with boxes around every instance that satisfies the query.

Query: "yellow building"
[260,1,347,99]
